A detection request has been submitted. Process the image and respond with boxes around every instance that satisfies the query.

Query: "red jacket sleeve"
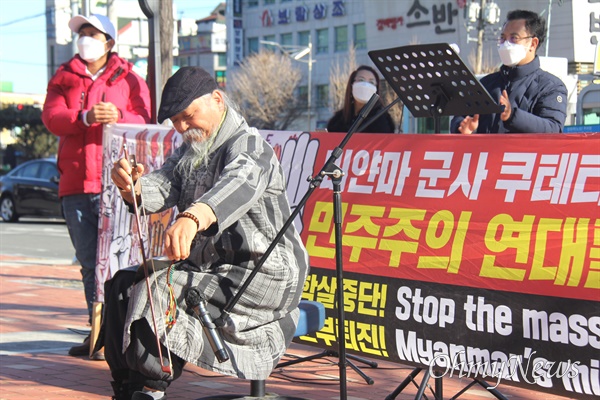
[42,73,89,137]
[118,71,151,124]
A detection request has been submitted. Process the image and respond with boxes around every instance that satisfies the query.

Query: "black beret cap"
[157,67,218,123]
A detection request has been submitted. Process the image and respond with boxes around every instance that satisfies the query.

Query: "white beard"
[182,128,207,144]
[175,128,217,181]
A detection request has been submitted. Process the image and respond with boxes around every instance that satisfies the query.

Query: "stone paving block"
[0,257,579,400]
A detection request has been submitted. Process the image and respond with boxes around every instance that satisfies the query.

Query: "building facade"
[40,1,598,132]
[45,0,155,79]
[226,0,598,131]
[44,1,226,92]
[175,3,227,87]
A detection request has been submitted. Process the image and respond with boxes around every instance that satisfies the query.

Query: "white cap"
[69,14,116,40]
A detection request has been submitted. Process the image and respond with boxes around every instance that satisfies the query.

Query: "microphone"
[359,93,380,120]
[185,288,230,363]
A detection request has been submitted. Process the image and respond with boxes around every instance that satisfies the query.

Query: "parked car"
[0,158,62,222]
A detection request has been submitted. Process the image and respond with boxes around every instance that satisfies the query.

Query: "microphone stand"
[357,96,403,133]
[214,94,381,400]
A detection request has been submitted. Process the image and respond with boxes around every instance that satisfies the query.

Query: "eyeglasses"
[355,77,377,85]
[498,35,534,45]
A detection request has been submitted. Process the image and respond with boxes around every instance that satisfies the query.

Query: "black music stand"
[367,43,506,400]
[368,43,503,134]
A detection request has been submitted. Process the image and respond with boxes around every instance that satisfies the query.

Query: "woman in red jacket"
[42,13,151,359]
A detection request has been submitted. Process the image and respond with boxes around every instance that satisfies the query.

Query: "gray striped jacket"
[123,107,309,380]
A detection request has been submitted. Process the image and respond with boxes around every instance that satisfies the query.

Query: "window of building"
[316,28,328,54]
[334,26,348,53]
[263,34,276,43]
[298,30,310,47]
[354,23,366,50]
[217,53,227,67]
[248,0,258,7]
[297,85,308,107]
[264,0,275,4]
[180,37,191,52]
[416,117,450,133]
[281,32,293,46]
[247,37,259,55]
[316,120,328,130]
[316,84,329,107]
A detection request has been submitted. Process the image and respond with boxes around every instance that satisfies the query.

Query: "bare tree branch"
[467,48,499,75]
[329,46,357,113]
[228,51,303,130]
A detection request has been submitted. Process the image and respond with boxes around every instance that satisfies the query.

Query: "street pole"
[139,0,162,123]
[82,0,90,16]
[475,0,487,74]
[307,34,312,132]
[545,0,552,57]
[70,0,78,57]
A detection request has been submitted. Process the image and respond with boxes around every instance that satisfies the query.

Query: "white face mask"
[352,81,377,103]
[497,41,527,67]
[77,36,108,62]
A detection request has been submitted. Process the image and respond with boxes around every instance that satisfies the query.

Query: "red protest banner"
[269,131,599,399]
[298,133,599,302]
[99,127,599,398]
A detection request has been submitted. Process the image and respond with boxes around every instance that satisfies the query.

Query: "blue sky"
[0,0,223,95]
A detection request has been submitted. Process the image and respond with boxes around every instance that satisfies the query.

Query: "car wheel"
[0,195,19,222]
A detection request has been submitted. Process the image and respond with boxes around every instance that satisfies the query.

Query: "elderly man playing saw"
[104,67,309,400]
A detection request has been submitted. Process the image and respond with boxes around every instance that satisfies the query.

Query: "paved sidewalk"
[0,255,577,400]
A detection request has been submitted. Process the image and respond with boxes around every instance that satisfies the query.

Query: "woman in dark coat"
[327,65,395,134]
